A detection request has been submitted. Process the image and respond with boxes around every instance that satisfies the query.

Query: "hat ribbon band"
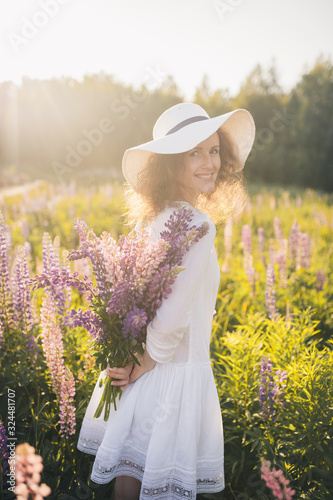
[165,115,209,136]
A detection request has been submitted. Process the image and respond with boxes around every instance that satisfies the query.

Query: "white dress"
[77,203,224,499]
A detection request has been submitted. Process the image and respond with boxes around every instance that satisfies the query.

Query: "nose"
[201,152,213,169]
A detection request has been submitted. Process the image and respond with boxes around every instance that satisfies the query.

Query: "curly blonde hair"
[124,129,247,226]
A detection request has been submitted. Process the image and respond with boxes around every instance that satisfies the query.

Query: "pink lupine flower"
[295,232,311,270]
[265,264,278,320]
[261,459,295,500]
[15,443,51,499]
[12,245,36,352]
[40,294,65,399]
[273,217,284,248]
[242,224,252,257]
[59,367,76,438]
[289,221,300,268]
[258,227,265,264]
[0,211,15,330]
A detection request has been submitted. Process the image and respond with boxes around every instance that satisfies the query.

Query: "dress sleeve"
[145,215,216,363]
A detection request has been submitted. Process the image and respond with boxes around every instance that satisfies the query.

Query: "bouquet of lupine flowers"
[31,206,208,420]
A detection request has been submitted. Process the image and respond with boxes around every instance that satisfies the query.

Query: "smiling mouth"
[196,173,214,179]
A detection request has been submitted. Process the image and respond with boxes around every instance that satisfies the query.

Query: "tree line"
[0,56,332,190]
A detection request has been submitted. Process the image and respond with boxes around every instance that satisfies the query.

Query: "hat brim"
[122,109,255,191]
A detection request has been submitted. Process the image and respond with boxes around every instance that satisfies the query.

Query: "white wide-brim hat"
[122,103,255,191]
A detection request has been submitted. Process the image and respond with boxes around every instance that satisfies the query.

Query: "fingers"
[105,364,133,380]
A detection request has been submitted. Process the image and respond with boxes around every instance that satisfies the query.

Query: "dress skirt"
[77,362,224,498]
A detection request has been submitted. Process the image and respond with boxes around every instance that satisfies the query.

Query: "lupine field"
[0,181,332,500]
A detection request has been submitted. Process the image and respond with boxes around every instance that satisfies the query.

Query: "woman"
[77,103,255,499]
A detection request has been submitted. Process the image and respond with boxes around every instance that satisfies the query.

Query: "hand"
[106,363,133,391]
[129,350,156,384]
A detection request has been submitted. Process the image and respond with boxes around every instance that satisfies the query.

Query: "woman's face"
[181,132,221,203]
[179,132,221,204]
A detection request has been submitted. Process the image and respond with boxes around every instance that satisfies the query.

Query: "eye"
[189,150,200,157]
[210,148,220,155]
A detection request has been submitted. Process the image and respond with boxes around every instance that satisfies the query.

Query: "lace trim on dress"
[90,451,224,497]
[77,425,105,456]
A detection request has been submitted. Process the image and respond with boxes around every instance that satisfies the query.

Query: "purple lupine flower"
[160,206,209,266]
[42,233,69,319]
[273,369,288,409]
[67,219,110,300]
[258,227,265,264]
[141,263,183,321]
[265,264,278,320]
[276,241,288,289]
[65,308,106,342]
[30,268,93,298]
[300,233,311,269]
[12,245,36,352]
[122,308,148,339]
[0,420,9,477]
[0,212,15,330]
[259,356,276,420]
[316,270,326,291]
[260,358,287,421]
[289,221,300,268]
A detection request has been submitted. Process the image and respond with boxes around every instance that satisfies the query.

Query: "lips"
[195,173,214,179]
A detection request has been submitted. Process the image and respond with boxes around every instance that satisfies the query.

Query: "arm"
[146,215,216,363]
[106,349,156,389]
[107,212,216,381]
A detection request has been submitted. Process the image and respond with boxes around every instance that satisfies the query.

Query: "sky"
[1,0,333,99]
